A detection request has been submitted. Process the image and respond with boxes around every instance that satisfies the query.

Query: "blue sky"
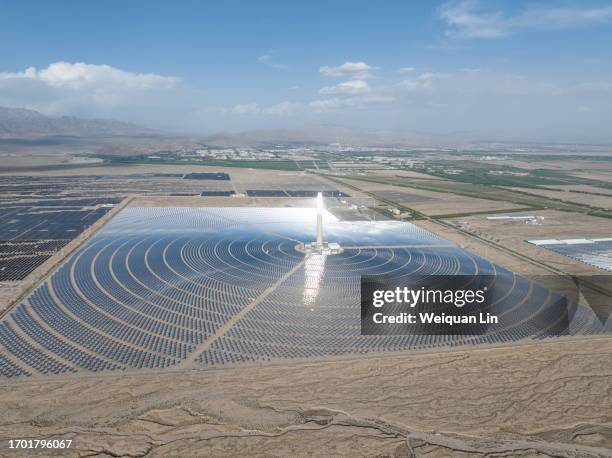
[1,0,612,142]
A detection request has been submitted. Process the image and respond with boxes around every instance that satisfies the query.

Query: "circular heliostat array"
[0,207,608,378]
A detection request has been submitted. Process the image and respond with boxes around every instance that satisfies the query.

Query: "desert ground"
[438,210,612,275]
[1,337,610,457]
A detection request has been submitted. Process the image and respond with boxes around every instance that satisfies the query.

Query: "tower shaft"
[316,192,323,247]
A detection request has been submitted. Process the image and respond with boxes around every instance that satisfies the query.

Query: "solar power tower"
[301,191,342,255]
[316,191,324,248]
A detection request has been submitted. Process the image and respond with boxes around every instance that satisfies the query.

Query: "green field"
[295,160,330,170]
[411,160,567,187]
[330,173,612,219]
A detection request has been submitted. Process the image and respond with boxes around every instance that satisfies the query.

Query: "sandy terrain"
[0,337,610,457]
[417,219,557,277]
[0,152,76,168]
[425,210,612,277]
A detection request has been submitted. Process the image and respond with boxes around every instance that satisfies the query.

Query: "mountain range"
[0,107,458,147]
[202,124,459,148]
[0,106,159,138]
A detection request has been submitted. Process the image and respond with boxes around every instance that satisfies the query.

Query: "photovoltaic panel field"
[529,238,612,273]
[0,207,609,378]
[0,197,120,281]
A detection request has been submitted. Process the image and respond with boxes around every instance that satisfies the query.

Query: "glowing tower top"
[299,192,343,255]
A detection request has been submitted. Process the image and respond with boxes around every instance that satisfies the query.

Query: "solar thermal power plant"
[0,205,610,378]
[529,238,612,273]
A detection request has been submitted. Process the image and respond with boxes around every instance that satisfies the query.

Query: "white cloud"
[398,70,566,98]
[439,1,612,39]
[310,95,394,111]
[319,79,370,95]
[232,101,300,116]
[438,1,507,38]
[0,61,180,90]
[319,61,377,78]
[257,52,288,70]
[0,61,188,124]
[3,59,612,142]
[570,82,612,93]
[265,101,301,115]
[400,72,449,92]
[399,67,416,73]
[310,98,345,110]
[517,4,612,28]
[232,103,260,115]
[314,73,385,110]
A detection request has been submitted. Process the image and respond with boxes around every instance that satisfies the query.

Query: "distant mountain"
[203,124,464,148]
[0,106,160,138]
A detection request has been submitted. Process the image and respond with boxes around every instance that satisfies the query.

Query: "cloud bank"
[0,62,191,128]
[319,61,377,78]
[2,57,612,142]
[439,1,612,38]
[0,62,180,89]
